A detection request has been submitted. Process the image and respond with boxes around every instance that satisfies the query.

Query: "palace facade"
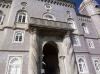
[0,0,100,74]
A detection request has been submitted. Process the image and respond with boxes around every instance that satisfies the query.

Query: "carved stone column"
[28,29,39,74]
[62,32,77,74]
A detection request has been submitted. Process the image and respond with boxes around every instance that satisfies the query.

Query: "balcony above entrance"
[29,17,73,31]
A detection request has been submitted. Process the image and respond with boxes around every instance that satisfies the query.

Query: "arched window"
[16,10,27,23]
[92,57,100,74]
[67,18,77,29]
[77,56,88,73]
[82,23,90,34]
[67,18,79,33]
[13,30,24,43]
[0,10,4,25]
[72,35,81,46]
[6,56,23,74]
[43,13,55,21]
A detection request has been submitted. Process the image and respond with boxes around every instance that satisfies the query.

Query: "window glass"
[16,11,27,23]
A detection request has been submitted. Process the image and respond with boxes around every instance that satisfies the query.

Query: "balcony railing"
[29,17,73,31]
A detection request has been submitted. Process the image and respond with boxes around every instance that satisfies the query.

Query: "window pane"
[18,15,22,22]
[19,36,22,41]
[22,16,25,23]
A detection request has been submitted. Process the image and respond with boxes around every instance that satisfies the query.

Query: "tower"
[79,0,100,36]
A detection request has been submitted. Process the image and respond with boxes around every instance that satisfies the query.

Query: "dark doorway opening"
[42,42,59,74]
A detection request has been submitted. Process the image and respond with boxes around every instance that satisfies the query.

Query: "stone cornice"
[29,17,73,31]
[38,0,75,8]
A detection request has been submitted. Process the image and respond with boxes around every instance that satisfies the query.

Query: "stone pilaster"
[28,29,38,74]
[62,32,77,74]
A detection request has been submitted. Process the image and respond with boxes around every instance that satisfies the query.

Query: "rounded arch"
[43,41,59,56]
[42,41,59,74]
[16,9,28,23]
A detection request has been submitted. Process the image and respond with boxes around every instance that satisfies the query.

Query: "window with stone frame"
[13,30,24,43]
[76,56,89,73]
[16,10,27,23]
[92,57,100,74]
[6,55,23,74]
[67,18,78,33]
[82,23,90,34]
[72,35,81,46]
[86,39,95,49]
[0,10,4,25]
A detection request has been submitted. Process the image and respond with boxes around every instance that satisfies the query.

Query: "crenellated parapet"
[0,1,12,9]
[38,0,75,8]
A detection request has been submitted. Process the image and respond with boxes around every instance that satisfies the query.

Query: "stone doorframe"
[28,27,76,74]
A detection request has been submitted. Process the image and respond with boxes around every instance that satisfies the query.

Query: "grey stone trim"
[29,17,73,31]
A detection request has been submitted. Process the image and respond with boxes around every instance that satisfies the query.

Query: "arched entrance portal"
[42,41,59,74]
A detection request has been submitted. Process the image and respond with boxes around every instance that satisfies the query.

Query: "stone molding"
[29,17,73,31]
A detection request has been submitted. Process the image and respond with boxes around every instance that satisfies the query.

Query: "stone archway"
[42,41,60,74]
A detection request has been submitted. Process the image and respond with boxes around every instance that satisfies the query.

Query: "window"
[43,13,55,21]
[67,18,78,33]
[6,55,23,74]
[86,39,95,48]
[72,35,81,46]
[0,10,4,25]
[82,23,90,34]
[13,30,24,43]
[76,56,89,73]
[92,57,100,74]
[16,11,27,23]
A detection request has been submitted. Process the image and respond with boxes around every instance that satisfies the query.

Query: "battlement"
[38,0,75,8]
[0,2,11,8]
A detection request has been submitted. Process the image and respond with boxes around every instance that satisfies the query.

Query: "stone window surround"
[76,55,89,73]
[16,10,28,24]
[92,57,100,74]
[12,30,25,43]
[5,55,23,74]
[72,35,81,46]
[82,23,90,34]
